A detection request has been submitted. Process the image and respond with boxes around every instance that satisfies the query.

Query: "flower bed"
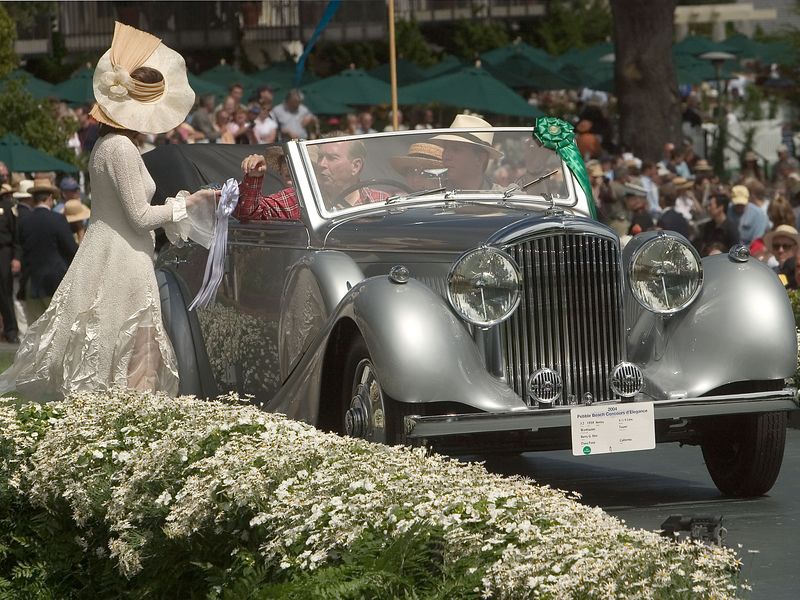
[0,389,742,598]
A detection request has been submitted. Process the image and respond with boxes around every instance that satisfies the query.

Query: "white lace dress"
[0,133,190,401]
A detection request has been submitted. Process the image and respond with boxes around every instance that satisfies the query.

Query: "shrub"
[0,390,742,598]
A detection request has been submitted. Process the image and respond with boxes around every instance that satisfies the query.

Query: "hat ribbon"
[100,22,165,103]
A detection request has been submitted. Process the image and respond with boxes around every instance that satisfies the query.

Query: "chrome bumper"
[404,389,799,440]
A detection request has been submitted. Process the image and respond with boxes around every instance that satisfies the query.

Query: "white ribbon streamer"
[188,178,239,311]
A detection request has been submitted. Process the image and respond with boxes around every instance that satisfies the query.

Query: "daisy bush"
[0,389,741,598]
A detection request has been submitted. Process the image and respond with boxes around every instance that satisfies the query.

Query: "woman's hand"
[185,188,221,208]
[241,154,266,177]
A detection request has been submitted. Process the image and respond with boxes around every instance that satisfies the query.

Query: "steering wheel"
[331,178,412,209]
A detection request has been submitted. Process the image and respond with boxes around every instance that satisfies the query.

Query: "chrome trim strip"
[405,389,799,439]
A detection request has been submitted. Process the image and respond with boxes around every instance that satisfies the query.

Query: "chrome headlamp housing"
[447,246,521,327]
[625,231,703,314]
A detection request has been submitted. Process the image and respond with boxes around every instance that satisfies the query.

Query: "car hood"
[322,202,550,254]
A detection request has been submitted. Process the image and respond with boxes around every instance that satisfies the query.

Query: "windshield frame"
[297,127,580,221]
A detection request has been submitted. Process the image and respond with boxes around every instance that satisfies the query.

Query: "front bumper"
[404,388,799,441]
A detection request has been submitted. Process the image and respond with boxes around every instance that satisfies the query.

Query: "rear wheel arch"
[317,317,361,432]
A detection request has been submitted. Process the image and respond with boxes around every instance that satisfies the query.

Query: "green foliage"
[309,41,381,77]
[0,78,78,166]
[396,20,436,67]
[0,6,18,79]
[448,20,509,61]
[529,0,611,56]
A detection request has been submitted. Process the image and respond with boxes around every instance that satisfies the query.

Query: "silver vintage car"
[149,120,798,497]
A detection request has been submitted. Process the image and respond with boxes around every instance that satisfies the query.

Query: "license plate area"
[570,402,655,456]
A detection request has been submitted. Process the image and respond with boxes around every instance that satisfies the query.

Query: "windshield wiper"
[502,169,559,199]
[385,186,447,205]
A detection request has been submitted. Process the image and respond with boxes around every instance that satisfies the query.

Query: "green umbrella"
[52,66,95,105]
[399,66,543,118]
[187,73,227,100]
[421,54,463,79]
[724,34,796,65]
[486,54,576,90]
[0,134,77,172]
[481,41,556,68]
[368,59,426,86]
[199,63,259,90]
[252,61,318,87]
[302,68,391,106]
[674,54,736,84]
[673,35,737,57]
[558,61,614,91]
[559,42,614,67]
[1,69,55,100]
[289,88,351,115]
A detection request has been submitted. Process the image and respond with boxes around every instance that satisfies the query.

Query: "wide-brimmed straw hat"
[13,180,33,200]
[430,114,503,160]
[64,199,91,223]
[90,21,195,134]
[29,177,60,196]
[694,159,713,173]
[672,176,694,191]
[764,224,800,249]
[390,142,444,172]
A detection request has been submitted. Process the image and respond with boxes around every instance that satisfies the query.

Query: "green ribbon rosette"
[533,117,598,220]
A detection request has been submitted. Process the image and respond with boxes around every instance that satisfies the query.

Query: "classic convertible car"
[147,121,798,497]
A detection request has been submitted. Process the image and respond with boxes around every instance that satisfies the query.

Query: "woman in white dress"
[0,22,216,401]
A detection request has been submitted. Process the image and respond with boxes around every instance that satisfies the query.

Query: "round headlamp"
[628,233,703,314]
[447,247,521,327]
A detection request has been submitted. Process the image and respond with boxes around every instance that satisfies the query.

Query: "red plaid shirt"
[233,175,301,222]
[332,187,389,210]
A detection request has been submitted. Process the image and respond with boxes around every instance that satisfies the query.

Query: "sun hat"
[672,176,694,191]
[429,114,503,160]
[63,199,91,223]
[764,224,800,250]
[731,184,750,205]
[390,142,444,172]
[623,178,648,197]
[694,159,713,173]
[13,180,33,200]
[29,177,60,196]
[90,21,195,134]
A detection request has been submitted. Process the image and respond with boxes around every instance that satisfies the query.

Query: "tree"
[0,5,17,78]
[530,0,612,56]
[610,0,682,161]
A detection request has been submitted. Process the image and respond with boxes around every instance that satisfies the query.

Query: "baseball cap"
[731,185,749,205]
[59,176,80,191]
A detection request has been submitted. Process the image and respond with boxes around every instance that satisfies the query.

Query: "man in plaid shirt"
[234,149,301,222]
[317,140,388,210]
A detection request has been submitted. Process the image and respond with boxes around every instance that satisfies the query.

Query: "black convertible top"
[143,143,277,204]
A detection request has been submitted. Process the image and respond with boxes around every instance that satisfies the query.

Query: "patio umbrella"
[369,59,426,86]
[187,73,226,100]
[559,61,614,92]
[673,35,738,58]
[302,68,391,106]
[559,42,614,68]
[398,66,543,118]
[1,69,55,100]
[486,54,576,90]
[481,41,556,68]
[252,61,318,88]
[421,54,463,79]
[0,134,77,172]
[52,66,95,105]
[282,87,351,115]
[199,63,258,90]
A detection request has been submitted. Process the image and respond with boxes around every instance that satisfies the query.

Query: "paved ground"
[479,428,800,599]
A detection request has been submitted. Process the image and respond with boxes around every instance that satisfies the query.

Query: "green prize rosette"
[533,117,598,220]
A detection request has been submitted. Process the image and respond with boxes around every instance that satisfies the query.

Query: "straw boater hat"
[671,176,694,191]
[764,224,800,249]
[390,142,443,172]
[430,114,503,160]
[64,199,91,223]
[29,177,60,196]
[90,22,195,134]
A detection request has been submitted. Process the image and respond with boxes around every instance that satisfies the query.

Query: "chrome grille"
[502,233,624,404]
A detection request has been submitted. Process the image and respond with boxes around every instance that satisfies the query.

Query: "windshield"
[299,129,570,215]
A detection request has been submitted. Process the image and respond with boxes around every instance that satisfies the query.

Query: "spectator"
[672,177,700,222]
[18,178,78,323]
[215,109,235,144]
[0,183,19,343]
[657,183,691,239]
[697,193,739,254]
[191,95,220,143]
[773,143,799,184]
[764,224,798,273]
[740,151,764,183]
[75,106,100,154]
[768,194,795,228]
[623,179,654,235]
[63,199,91,244]
[383,109,409,132]
[639,160,661,218]
[356,111,376,134]
[343,113,359,135]
[233,107,256,144]
[252,102,278,144]
[272,89,318,140]
[575,120,601,161]
[728,184,768,245]
[54,176,81,214]
[413,108,435,130]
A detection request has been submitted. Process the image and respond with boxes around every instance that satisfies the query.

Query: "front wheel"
[339,335,407,445]
[701,412,787,497]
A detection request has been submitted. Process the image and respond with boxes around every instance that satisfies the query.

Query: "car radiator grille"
[502,233,625,404]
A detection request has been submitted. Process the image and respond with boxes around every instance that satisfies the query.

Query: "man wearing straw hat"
[430,114,503,191]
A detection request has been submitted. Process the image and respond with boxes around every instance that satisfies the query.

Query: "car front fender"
[342,276,523,411]
[628,254,797,399]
